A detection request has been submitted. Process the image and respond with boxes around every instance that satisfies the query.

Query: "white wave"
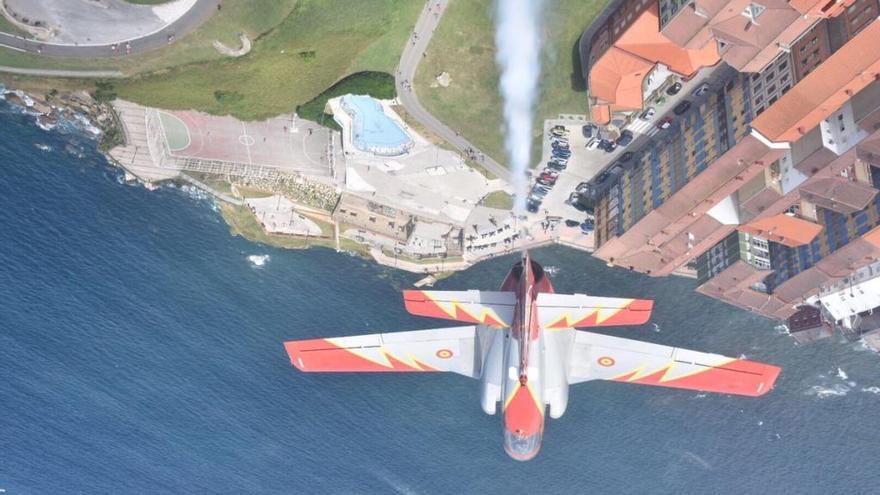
[836,367,848,380]
[805,384,850,398]
[861,386,880,394]
[774,324,790,335]
[544,265,559,276]
[34,143,52,152]
[248,254,270,267]
[651,322,661,333]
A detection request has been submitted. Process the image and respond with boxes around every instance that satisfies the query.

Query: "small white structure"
[246,195,322,237]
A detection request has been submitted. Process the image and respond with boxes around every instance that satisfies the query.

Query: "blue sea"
[2,104,880,494]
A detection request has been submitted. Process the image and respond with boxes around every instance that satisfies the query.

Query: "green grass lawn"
[113,0,421,120]
[0,13,28,37]
[480,190,513,210]
[415,0,608,166]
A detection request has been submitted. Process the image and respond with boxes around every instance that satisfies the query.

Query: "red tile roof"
[740,214,823,247]
[751,19,880,143]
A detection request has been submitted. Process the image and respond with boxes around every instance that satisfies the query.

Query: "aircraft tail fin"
[402,290,516,328]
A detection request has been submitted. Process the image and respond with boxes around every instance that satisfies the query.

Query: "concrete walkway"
[395,0,512,182]
[0,66,123,78]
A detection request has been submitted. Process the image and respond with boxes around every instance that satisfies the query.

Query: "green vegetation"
[415,0,608,165]
[0,14,28,37]
[92,81,118,102]
[113,0,421,120]
[479,190,513,210]
[296,71,396,129]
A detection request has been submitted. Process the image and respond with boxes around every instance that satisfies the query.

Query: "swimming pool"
[340,95,413,156]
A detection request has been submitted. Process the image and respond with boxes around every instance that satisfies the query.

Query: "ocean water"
[2,105,880,495]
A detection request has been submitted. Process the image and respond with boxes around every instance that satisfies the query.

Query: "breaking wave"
[248,254,270,267]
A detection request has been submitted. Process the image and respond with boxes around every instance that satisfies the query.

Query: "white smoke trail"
[495,0,542,214]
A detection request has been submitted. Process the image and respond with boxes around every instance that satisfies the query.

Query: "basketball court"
[157,110,334,176]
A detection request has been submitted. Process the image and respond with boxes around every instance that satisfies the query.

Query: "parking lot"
[525,63,727,247]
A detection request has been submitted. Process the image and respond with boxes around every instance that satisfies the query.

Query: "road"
[395,0,512,183]
[0,0,218,59]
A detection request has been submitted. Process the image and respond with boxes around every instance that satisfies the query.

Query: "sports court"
[158,111,334,176]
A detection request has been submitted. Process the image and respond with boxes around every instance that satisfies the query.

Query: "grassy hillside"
[114,0,421,119]
[414,0,608,164]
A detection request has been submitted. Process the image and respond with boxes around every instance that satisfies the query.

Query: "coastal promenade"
[395,0,512,182]
[0,0,218,59]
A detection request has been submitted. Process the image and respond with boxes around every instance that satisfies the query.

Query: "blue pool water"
[342,95,412,155]
[3,103,880,494]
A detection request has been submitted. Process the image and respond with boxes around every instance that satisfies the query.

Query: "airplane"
[283,251,781,461]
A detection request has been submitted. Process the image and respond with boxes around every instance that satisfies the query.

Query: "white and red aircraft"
[284,252,780,461]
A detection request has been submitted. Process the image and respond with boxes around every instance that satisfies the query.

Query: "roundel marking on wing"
[597,356,615,367]
[436,349,454,359]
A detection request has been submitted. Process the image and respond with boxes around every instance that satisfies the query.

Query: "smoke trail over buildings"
[495,0,542,214]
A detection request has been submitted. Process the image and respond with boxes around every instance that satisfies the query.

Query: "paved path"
[0,65,123,78]
[0,0,218,59]
[395,0,512,183]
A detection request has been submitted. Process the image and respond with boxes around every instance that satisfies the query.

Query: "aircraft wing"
[284,326,480,377]
[568,331,780,396]
[403,290,515,328]
[536,293,653,328]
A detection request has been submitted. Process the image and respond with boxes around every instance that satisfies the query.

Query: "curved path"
[0,0,219,59]
[395,0,511,183]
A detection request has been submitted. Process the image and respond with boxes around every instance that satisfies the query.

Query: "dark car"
[526,199,541,213]
[598,139,617,153]
[581,124,595,139]
[565,219,581,228]
[580,220,595,234]
[666,81,682,95]
[616,130,633,147]
[656,116,673,130]
[552,141,570,150]
[673,100,692,115]
[619,151,634,162]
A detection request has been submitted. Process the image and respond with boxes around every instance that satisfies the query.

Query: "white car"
[639,107,656,120]
[586,138,600,150]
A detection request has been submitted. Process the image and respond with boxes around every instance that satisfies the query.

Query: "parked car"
[619,151,634,162]
[553,150,572,159]
[538,175,557,186]
[564,219,581,228]
[581,123,596,139]
[547,162,566,171]
[665,81,682,95]
[580,220,595,234]
[656,116,673,130]
[639,107,656,120]
[542,168,560,177]
[673,100,692,115]
[692,83,710,97]
[598,139,617,153]
[576,181,590,193]
[531,185,549,198]
[527,198,541,213]
[616,130,634,147]
[552,140,570,150]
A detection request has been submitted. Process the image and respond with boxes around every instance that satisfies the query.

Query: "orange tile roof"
[587,2,720,119]
[615,3,720,76]
[589,46,654,111]
[740,16,819,73]
[739,214,823,247]
[863,224,880,249]
[591,103,612,125]
[751,19,880,143]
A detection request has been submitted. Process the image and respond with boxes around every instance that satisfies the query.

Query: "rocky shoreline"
[0,82,121,149]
